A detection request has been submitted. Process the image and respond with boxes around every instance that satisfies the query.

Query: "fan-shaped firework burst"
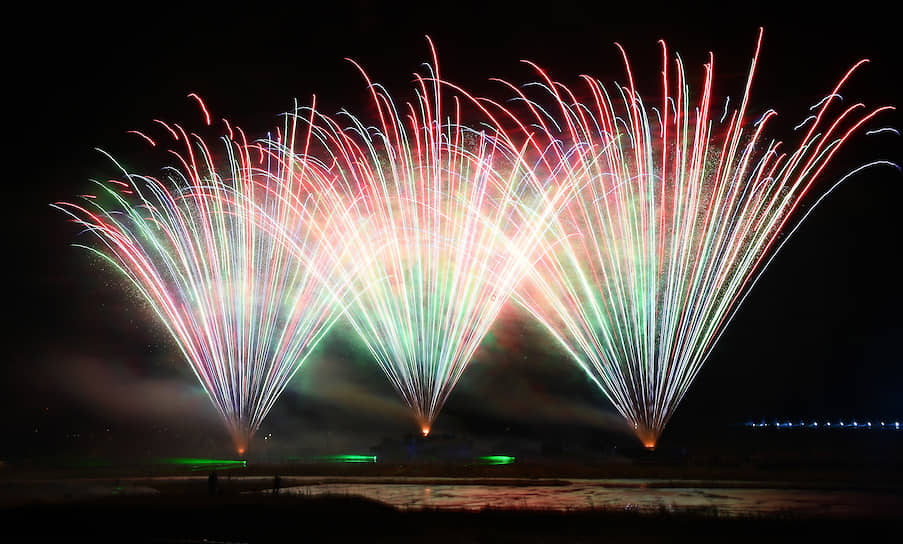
[54,104,359,453]
[292,44,570,435]
[482,30,894,448]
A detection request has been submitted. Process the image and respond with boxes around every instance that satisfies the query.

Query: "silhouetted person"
[273,474,281,495]
[208,471,218,496]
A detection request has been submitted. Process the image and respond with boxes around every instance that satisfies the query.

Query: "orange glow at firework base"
[634,425,658,450]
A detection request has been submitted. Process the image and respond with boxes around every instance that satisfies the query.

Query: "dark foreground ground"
[3,462,901,543]
[5,491,900,543]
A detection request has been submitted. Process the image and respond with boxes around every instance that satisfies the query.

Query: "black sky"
[6,2,901,459]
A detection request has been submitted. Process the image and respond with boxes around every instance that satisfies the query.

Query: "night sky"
[7,3,901,460]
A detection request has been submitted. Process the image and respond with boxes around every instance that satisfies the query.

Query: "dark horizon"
[7,4,901,462]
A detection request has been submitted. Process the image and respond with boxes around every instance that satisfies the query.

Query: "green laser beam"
[476,455,515,465]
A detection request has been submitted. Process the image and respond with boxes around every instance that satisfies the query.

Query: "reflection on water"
[273,478,900,518]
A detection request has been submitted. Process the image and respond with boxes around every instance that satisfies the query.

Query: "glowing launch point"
[421,427,431,437]
[233,435,249,457]
[634,424,658,451]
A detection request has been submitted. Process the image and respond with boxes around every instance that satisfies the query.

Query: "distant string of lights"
[745,420,900,430]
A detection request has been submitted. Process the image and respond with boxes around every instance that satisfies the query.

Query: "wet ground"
[3,474,899,519]
[271,477,901,518]
[2,472,899,542]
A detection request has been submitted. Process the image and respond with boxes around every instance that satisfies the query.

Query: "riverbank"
[4,460,900,541]
[5,491,898,543]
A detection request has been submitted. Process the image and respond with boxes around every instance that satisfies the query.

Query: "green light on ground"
[315,455,377,463]
[156,458,247,470]
[476,455,515,465]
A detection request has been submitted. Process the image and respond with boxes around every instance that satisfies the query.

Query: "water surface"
[273,477,900,518]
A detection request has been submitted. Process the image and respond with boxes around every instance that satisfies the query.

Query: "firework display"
[54,107,361,453]
[289,44,569,435]
[481,30,893,447]
[56,32,892,449]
